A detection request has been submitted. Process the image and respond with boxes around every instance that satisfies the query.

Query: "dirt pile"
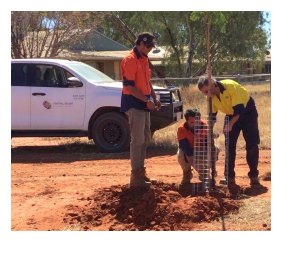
[63,181,242,231]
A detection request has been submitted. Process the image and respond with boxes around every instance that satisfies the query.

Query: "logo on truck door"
[43,101,52,109]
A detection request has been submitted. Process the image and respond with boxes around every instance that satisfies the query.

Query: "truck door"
[30,64,85,129]
[11,63,31,129]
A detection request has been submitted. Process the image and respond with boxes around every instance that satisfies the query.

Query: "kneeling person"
[177,108,218,185]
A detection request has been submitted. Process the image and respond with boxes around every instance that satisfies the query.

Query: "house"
[16,29,270,79]
[58,30,164,80]
[233,49,271,75]
[264,49,271,73]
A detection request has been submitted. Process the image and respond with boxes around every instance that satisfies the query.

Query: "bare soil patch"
[11,137,271,231]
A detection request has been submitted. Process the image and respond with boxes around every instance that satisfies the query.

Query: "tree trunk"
[184,14,195,86]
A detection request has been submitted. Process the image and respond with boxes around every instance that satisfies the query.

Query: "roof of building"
[70,30,129,51]
[58,48,165,62]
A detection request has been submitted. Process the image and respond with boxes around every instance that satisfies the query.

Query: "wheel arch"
[88,106,126,139]
[89,109,130,152]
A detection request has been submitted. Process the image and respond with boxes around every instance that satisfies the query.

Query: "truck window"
[11,63,28,87]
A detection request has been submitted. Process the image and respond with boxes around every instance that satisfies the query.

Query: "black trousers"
[224,97,260,179]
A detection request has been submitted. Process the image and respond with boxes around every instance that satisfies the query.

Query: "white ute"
[11,59,183,152]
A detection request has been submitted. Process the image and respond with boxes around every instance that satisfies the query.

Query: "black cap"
[136,32,155,47]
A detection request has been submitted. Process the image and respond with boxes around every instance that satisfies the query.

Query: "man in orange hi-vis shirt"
[121,32,161,188]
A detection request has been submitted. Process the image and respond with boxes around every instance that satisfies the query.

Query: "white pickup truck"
[11,59,183,152]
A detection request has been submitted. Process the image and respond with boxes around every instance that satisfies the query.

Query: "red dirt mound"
[63,181,242,231]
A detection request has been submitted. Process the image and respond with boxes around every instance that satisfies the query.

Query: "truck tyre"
[91,112,130,153]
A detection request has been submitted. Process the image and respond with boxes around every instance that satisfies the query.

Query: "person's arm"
[223,103,243,132]
[122,57,155,110]
[178,139,194,156]
[223,114,239,133]
[224,82,246,132]
[149,82,161,110]
[177,126,193,156]
[125,85,147,102]
[125,85,155,110]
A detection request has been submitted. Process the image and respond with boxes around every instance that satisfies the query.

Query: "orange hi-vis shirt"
[177,120,208,148]
[120,47,152,112]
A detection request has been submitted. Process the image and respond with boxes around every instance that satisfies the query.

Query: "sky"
[1,1,286,257]
[263,11,271,43]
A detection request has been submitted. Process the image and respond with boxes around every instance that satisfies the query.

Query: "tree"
[12,11,269,76]
[102,11,191,78]
[101,11,269,77]
[190,11,268,75]
[11,11,105,58]
[104,12,171,85]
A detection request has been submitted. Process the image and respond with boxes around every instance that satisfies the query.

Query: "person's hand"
[223,124,232,133]
[146,100,155,110]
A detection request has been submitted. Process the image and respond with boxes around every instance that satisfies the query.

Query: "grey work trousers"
[177,146,219,176]
[126,108,151,171]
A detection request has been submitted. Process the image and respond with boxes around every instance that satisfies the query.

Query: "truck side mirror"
[67,77,83,87]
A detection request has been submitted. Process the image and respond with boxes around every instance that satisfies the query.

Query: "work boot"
[180,169,192,185]
[142,167,157,183]
[250,176,260,185]
[130,169,151,188]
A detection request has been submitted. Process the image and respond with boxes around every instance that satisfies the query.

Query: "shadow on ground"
[11,145,176,164]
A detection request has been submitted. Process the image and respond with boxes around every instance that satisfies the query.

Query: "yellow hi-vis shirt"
[212,79,250,115]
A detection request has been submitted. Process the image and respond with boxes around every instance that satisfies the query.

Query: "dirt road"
[11,137,271,231]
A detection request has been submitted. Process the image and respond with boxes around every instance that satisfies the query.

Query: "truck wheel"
[92,112,130,153]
